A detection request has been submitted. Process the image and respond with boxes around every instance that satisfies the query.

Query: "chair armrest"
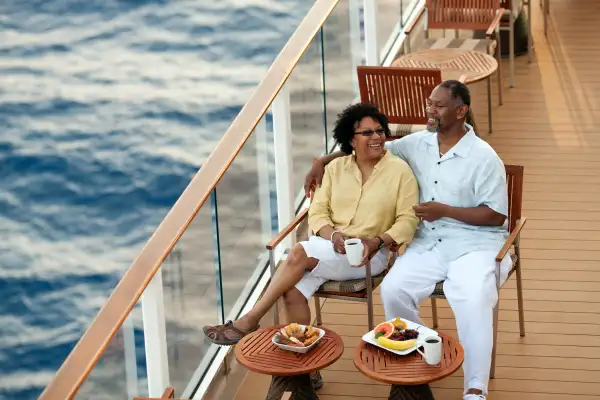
[486,8,505,38]
[266,208,309,250]
[495,217,527,262]
[404,6,426,35]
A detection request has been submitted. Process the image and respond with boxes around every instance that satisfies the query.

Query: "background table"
[235,325,344,400]
[392,48,497,84]
[354,332,464,400]
[392,48,499,134]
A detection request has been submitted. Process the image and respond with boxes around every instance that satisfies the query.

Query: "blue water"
[0,0,310,397]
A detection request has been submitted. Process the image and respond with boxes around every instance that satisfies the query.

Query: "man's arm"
[304,151,346,197]
[444,205,506,226]
[303,137,412,197]
[414,155,508,227]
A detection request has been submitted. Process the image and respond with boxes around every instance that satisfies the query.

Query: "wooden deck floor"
[226,1,600,399]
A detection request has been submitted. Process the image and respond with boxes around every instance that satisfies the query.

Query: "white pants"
[295,236,389,299]
[380,246,511,396]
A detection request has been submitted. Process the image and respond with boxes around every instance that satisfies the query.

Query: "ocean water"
[0,0,310,398]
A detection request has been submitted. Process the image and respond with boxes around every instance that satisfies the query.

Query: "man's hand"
[356,237,382,267]
[413,202,449,222]
[332,232,349,254]
[304,160,325,198]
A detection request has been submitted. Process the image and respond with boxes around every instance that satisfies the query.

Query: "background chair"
[357,66,480,136]
[357,66,441,138]
[429,164,526,379]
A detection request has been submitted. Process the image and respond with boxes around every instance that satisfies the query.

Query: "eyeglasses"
[354,128,386,136]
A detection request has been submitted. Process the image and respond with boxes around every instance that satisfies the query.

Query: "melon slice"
[373,322,394,339]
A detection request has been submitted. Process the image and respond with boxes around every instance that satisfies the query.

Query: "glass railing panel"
[161,199,222,396]
[322,1,364,149]
[74,305,147,400]
[377,0,404,59]
[214,114,275,322]
[288,31,328,199]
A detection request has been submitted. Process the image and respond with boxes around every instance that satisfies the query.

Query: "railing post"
[123,315,139,399]
[363,0,378,65]
[272,84,295,255]
[141,269,170,397]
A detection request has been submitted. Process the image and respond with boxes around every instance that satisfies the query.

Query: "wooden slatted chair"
[266,193,400,331]
[429,164,526,379]
[357,66,441,139]
[404,0,505,133]
[357,66,479,137]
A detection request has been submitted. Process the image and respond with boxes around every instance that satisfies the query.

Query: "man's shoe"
[310,371,323,390]
[463,394,486,400]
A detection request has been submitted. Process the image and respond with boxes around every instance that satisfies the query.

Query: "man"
[304,80,510,400]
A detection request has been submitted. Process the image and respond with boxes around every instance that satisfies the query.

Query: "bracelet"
[330,231,341,241]
[376,236,385,249]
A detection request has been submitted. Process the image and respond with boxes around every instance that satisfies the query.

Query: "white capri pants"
[380,246,511,397]
[295,236,389,299]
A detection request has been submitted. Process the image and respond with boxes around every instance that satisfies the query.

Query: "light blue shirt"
[385,125,509,261]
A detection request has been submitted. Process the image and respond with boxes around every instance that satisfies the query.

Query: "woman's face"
[351,117,386,160]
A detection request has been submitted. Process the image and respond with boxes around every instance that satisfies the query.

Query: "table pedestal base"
[388,384,435,400]
[266,375,319,400]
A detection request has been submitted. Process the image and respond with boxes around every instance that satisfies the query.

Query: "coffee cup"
[344,238,364,266]
[416,335,442,365]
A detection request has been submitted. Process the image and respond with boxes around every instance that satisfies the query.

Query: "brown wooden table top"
[392,48,498,85]
[234,325,344,376]
[354,332,464,385]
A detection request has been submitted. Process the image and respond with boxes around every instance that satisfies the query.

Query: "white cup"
[416,335,442,365]
[344,238,364,266]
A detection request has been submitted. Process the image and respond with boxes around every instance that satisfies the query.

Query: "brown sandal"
[202,320,259,346]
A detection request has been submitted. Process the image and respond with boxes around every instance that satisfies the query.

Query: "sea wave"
[0,0,309,397]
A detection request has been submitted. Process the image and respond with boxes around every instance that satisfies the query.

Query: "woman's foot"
[202,320,259,346]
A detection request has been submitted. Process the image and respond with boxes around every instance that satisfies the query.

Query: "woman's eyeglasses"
[354,128,386,136]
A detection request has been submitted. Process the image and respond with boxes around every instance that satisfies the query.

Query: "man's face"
[426,86,465,132]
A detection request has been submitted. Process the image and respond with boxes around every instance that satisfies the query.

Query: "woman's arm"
[383,170,420,245]
[308,165,334,237]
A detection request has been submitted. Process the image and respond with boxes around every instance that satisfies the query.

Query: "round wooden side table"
[235,325,344,400]
[354,332,463,400]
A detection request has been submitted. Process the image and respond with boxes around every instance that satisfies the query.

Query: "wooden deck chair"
[429,164,527,379]
[266,188,399,331]
[357,66,441,139]
[357,66,479,137]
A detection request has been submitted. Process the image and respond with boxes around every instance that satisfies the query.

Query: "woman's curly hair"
[333,103,391,154]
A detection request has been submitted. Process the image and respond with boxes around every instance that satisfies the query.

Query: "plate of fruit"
[272,323,325,354]
[362,318,438,356]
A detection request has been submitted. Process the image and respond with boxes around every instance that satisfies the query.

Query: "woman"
[203,103,419,355]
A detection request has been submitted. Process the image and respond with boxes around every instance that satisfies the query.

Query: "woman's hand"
[332,232,349,254]
[356,237,382,267]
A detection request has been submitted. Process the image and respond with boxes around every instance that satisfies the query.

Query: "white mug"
[344,238,364,266]
[416,335,442,365]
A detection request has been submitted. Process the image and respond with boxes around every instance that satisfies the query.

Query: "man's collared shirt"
[309,151,420,245]
[385,125,509,261]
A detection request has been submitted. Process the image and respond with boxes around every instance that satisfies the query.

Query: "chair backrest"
[357,66,442,126]
[505,164,523,234]
[426,0,501,31]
